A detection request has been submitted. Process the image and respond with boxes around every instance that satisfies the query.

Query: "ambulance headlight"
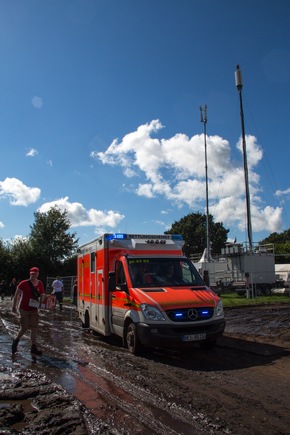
[215,300,224,317]
[140,304,166,321]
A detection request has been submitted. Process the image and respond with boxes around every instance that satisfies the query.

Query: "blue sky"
[1,0,290,249]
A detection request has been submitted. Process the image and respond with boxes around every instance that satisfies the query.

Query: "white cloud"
[236,135,263,169]
[152,219,166,226]
[250,204,283,233]
[93,120,283,234]
[210,197,282,233]
[26,148,38,157]
[0,221,4,229]
[136,183,154,198]
[0,178,41,206]
[38,197,125,230]
[124,167,136,177]
[31,96,43,108]
[275,187,290,197]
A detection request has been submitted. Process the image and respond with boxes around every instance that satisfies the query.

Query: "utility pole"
[235,65,253,252]
[200,104,210,261]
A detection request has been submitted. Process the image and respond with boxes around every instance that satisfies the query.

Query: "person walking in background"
[11,267,45,356]
[52,276,64,311]
[9,278,17,300]
[0,280,7,300]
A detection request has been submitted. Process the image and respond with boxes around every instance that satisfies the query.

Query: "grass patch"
[221,292,290,307]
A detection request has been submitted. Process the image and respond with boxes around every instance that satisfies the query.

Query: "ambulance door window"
[91,252,96,273]
[115,261,126,286]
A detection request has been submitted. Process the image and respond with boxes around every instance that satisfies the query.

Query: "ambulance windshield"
[128,258,204,288]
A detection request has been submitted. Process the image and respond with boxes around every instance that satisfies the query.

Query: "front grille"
[166,307,214,322]
[171,323,218,334]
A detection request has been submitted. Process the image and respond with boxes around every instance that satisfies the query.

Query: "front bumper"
[136,318,226,349]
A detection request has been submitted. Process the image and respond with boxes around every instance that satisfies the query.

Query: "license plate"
[182,333,206,342]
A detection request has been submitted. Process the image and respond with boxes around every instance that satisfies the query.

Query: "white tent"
[275,264,290,283]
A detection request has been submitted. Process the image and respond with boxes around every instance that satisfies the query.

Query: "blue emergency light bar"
[106,233,126,240]
[106,233,183,241]
[112,233,126,239]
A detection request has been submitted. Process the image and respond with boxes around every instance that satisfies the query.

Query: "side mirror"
[108,271,116,292]
[116,283,129,292]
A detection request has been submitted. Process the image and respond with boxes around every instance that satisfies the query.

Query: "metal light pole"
[235,65,253,252]
[200,104,210,261]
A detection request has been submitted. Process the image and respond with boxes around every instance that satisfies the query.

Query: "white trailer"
[273,264,290,295]
[195,243,276,296]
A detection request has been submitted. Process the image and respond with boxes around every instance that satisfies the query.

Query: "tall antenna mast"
[235,65,253,251]
[200,104,210,261]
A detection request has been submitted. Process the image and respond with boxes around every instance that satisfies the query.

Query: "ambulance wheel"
[126,322,141,355]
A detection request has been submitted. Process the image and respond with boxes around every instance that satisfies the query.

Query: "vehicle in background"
[194,243,277,297]
[272,264,290,295]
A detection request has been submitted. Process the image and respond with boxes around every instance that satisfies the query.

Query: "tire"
[263,285,272,296]
[125,322,141,355]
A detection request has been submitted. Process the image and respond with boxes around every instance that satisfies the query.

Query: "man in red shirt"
[11,266,45,356]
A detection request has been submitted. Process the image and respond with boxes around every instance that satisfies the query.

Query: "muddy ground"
[0,300,290,434]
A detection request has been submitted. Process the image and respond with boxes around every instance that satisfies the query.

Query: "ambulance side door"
[110,260,129,336]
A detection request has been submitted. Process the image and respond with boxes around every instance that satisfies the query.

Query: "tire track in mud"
[66,359,203,434]
[75,357,232,434]
[32,336,216,435]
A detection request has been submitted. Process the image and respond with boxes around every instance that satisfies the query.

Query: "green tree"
[8,237,34,280]
[259,229,290,245]
[0,239,13,282]
[61,254,77,277]
[29,206,79,277]
[259,229,290,263]
[165,212,229,257]
[274,242,290,264]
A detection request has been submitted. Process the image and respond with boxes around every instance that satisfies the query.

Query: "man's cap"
[30,267,39,274]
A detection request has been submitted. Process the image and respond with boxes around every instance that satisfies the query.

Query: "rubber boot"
[31,344,42,356]
[12,338,19,354]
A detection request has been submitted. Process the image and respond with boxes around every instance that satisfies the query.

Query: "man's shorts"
[54,292,63,304]
[19,309,39,329]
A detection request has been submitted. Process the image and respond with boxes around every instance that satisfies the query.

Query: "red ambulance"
[77,233,225,354]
